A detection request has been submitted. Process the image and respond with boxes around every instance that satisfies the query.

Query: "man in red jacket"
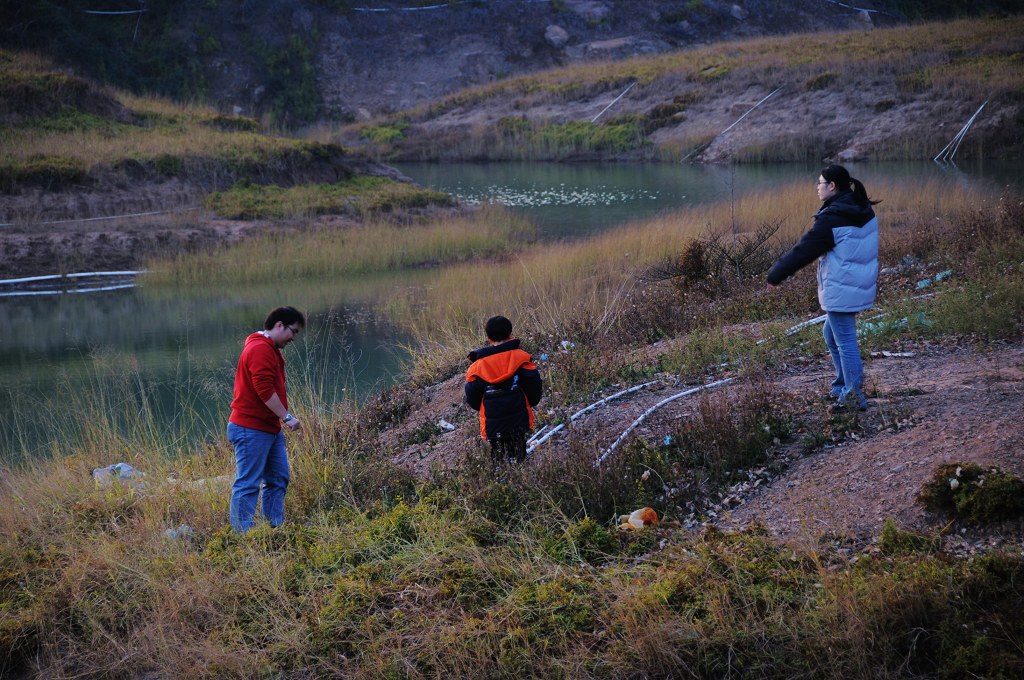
[465,315,543,464]
[228,306,304,532]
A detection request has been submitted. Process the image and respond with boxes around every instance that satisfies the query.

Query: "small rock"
[544,25,570,49]
[564,0,610,23]
[164,524,194,541]
[92,462,145,488]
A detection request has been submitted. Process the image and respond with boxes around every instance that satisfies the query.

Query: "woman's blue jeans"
[227,422,289,532]
[822,311,868,409]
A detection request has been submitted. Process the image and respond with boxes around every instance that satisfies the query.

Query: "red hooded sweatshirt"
[229,332,288,434]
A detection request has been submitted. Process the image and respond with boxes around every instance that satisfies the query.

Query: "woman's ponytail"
[849,177,880,206]
[822,164,880,207]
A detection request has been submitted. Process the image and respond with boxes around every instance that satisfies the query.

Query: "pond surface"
[2,159,1019,461]
[393,159,1022,237]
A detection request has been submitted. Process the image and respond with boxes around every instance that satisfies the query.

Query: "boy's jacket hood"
[466,339,532,384]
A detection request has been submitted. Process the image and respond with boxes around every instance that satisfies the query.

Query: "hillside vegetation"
[0,49,453,276]
[2,1,1020,127]
[0,52,406,198]
[340,15,1024,163]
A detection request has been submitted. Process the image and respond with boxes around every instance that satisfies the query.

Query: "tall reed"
[144,205,536,286]
[391,178,993,340]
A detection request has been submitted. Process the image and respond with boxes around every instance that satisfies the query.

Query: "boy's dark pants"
[490,431,527,464]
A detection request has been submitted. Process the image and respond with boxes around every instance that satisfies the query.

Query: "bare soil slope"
[379,338,1024,549]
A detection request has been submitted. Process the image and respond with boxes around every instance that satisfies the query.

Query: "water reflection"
[394,160,1021,238]
[0,271,421,460]
[463,183,662,208]
[3,160,1020,461]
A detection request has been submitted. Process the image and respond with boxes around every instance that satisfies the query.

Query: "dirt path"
[721,343,1024,542]
[383,340,1024,548]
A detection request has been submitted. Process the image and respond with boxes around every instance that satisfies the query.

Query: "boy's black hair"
[485,315,513,342]
[264,306,306,330]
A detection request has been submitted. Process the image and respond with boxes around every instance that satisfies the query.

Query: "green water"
[2,160,1019,461]
[393,159,1022,237]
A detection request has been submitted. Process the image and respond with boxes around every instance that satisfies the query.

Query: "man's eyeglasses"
[286,325,301,336]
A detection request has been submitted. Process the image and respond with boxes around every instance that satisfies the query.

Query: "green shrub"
[363,122,409,145]
[495,116,533,137]
[804,71,838,91]
[544,516,618,565]
[534,120,643,156]
[878,517,940,555]
[917,462,1024,523]
[262,35,322,126]
[153,153,185,177]
[0,155,87,192]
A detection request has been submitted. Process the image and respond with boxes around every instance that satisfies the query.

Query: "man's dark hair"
[264,306,305,330]
[485,315,513,342]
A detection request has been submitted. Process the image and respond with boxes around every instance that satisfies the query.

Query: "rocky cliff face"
[321,0,888,120]
[202,0,888,122]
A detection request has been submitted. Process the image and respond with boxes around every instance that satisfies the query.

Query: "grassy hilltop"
[0,51,448,208]
[0,49,457,276]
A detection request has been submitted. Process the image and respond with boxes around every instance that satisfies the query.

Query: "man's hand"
[766,282,779,291]
[284,414,302,432]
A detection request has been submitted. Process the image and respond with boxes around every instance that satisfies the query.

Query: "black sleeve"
[766,215,836,285]
[465,378,484,411]
[519,366,543,407]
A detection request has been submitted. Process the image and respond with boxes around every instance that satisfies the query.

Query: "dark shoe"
[828,398,867,414]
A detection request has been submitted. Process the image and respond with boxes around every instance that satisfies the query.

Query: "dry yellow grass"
[144,205,534,286]
[390,177,1003,349]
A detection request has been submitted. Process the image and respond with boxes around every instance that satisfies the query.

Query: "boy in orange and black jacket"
[465,315,543,463]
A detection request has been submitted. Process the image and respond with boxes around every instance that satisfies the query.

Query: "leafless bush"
[645,219,783,299]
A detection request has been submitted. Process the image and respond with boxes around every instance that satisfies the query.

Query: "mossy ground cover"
[918,463,1024,523]
[2,468,1021,678]
[204,176,453,220]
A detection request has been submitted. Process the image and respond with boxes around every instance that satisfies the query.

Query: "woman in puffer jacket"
[767,164,880,411]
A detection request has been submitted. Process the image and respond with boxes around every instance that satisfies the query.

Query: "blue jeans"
[823,312,868,409]
[227,422,289,532]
